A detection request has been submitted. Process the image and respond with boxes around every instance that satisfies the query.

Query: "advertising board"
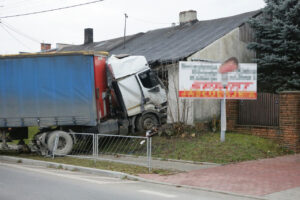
[179,61,257,99]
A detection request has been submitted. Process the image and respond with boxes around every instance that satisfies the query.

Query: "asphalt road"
[0,162,257,200]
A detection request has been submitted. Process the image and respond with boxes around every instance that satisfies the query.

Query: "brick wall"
[227,91,300,152]
[279,92,300,152]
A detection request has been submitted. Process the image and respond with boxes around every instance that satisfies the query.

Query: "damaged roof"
[58,10,260,64]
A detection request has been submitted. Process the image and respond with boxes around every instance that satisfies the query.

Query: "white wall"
[167,64,194,125]
[167,27,256,125]
[188,28,255,63]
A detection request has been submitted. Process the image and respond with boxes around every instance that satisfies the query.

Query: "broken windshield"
[138,70,159,88]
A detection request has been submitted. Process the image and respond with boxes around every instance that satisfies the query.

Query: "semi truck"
[0,52,167,155]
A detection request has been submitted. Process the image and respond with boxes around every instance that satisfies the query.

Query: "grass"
[0,151,172,175]
[152,132,293,164]
[26,127,39,143]
[2,131,293,172]
[8,127,38,145]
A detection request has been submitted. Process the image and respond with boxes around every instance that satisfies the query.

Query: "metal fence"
[238,92,280,126]
[96,134,152,169]
[52,133,152,171]
[53,132,96,158]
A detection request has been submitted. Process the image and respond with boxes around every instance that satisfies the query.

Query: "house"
[57,10,261,125]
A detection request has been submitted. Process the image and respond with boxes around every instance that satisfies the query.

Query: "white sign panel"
[179,61,257,99]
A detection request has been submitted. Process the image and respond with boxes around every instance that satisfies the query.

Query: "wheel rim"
[57,137,66,150]
[143,117,156,130]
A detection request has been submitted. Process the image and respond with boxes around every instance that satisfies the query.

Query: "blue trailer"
[0,53,98,128]
[0,52,167,155]
[0,52,110,155]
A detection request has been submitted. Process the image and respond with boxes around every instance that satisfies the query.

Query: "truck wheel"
[136,113,158,132]
[47,131,73,156]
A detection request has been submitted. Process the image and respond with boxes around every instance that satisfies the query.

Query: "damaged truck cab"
[106,55,167,133]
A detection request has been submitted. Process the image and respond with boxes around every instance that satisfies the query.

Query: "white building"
[59,10,260,125]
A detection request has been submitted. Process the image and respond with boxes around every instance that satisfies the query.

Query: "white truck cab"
[107,55,167,132]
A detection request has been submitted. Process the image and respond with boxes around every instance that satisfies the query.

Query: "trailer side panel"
[0,54,97,127]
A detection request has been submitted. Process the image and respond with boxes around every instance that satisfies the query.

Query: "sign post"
[220,89,226,142]
[218,57,240,142]
[178,59,257,142]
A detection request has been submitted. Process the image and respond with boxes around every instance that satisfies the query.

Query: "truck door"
[117,75,142,117]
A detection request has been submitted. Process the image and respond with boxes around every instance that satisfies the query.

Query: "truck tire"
[47,131,73,156]
[136,113,158,133]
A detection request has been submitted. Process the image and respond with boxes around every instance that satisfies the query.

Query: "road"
[0,162,257,200]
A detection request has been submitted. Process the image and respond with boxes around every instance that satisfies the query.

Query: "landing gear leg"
[1,130,8,149]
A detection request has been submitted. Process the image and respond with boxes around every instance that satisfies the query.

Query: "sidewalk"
[89,154,220,171]
[1,152,299,199]
[139,154,300,198]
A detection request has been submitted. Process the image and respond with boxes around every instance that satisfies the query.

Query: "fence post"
[146,136,149,172]
[96,134,99,157]
[52,132,59,158]
[146,130,152,172]
[92,134,98,163]
[149,137,152,171]
[92,134,95,157]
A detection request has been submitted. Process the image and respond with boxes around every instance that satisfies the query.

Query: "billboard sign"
[179,61,257,99]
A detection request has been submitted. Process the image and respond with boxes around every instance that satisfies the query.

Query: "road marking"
[0,163,133,185]
[138,189,176,198]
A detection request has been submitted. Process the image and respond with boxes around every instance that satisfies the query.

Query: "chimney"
[84,28,93,44]
[179,10,198,25]
[41,43,51,52]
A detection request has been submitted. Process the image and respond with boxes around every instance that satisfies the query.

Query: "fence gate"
[238,93,279,126]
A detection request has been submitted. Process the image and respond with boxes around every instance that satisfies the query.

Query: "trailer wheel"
[136,113,158,132]
[47,131,73,156]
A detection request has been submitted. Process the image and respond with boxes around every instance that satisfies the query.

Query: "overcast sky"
[0,0,265,54]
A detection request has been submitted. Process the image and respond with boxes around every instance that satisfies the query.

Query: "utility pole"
[123,13,128,49]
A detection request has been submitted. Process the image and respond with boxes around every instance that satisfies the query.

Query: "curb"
[0,156,267,200]
[95,153,221,166]
[154,158,221,166]
[0,155,128,179]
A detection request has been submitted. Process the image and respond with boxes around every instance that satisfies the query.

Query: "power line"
[1,0,56,14]
[1,0,47,13]
[0,0,104,19]
[1,21,41,43]
[1,0,96,14]
[0,23,32,51]
[0,0,103,18]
